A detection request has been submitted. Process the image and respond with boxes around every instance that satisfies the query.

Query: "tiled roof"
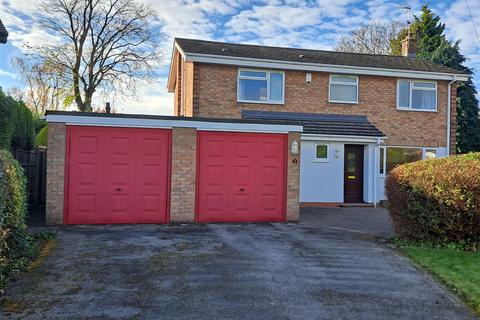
[0,19,8,44]
[241,110,385,137]
[175,38,467,75]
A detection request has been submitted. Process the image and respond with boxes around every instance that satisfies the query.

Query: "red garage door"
[66,126,171,224]
[197,131,287,222]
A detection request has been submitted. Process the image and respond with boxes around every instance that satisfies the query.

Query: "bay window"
[397,80,437,111]
[237,69,284,103]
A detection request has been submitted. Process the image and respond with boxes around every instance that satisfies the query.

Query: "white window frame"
[396,79,438,112]
[381,146,439,175]
[328,74,359,104]
[237,68,285,104]
[314,143,330,162]
[379,146,386,176]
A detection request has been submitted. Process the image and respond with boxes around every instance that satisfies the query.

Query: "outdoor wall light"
[305,72,312,83]
[334,149,340,158]
[291,140,299,155]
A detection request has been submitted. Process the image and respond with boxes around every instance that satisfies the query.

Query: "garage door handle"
[240,188,245,192]
[116,188,122,191]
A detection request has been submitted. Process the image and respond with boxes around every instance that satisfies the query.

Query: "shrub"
[0,90,15,150]
[36,127,48,147]
[386,152,480,247]
[34,118,47,135]
[10,101,35,150]
[0,89,35,151]
[0,149,30,290]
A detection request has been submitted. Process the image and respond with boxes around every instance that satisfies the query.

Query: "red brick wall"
[175,63,454,148]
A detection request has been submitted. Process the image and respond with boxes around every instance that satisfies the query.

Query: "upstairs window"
[237,69,284,103]
[329,75,358,103]
[397,80,437,111]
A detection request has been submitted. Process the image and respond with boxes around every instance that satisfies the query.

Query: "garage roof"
[241,110,385,137]
[45,111,304,134]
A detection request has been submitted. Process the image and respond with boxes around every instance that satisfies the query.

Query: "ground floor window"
[315,144,329,161]
[379,146,438,175]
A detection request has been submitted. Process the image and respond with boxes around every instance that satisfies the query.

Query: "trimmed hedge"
[36,127,48,147]
[0,89,35,150]
[386,152,480,246]
[0,149,30,291]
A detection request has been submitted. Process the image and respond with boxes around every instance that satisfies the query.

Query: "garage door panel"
[67,126,170,224]
[197,132,286,222]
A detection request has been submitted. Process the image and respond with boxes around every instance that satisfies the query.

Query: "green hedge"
[0,89,35,150]
[36,127,48,147]
[0,149,30,291]
[386,153,480,246]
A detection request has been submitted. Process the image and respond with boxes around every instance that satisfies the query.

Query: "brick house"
[167,37,469,206]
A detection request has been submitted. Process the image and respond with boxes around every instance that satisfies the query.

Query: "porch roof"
[241,110,385,137]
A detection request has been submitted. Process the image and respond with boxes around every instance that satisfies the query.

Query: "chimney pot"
[105,102,111,114]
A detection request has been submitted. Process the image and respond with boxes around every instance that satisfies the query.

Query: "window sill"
[328,100,359,104]
[237,100,285,105]
[396,108,438,113]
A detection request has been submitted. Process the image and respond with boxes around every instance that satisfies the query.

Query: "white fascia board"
[185,53,469,82]
[301,133,385,143]
[46,114,303,134]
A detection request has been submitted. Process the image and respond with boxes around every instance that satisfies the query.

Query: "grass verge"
[0,231,55,294]
[402,246,480,313]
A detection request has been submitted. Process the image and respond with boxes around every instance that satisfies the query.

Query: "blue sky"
[0,0,479,115]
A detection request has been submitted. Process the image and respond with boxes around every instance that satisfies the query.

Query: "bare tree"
[12,56,70,116]
[335,21,406,55]
[34,0,164,112]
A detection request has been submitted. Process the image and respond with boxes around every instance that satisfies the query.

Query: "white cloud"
[0,69,19,80]
[109,79,173,115]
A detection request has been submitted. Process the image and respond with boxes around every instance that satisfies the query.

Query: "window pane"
[330,84,357,102]
[379,148,385,175]
[270,73,283,101]
[239,79,268,101]
[386,147,422,173]
[398,81,410,108]
[346,152,356,173]
[425,149,437,159]
[331,76,357,83]
[316,145,328,159]
[413,82,435,89]
[240,70,267,78]
[412,89,436,109]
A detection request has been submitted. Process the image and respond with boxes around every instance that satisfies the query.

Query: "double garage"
[45,112,302,225]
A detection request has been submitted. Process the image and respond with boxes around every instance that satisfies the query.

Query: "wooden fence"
[13,148,47,210]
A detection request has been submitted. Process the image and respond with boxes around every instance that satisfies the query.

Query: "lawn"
[403,246,480,313]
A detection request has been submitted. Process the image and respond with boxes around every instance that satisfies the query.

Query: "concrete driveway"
[2,208,477,319]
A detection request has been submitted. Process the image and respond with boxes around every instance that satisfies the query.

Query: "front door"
[344,145,364,203]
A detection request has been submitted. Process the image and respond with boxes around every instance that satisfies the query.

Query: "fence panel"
[13,148,47,210]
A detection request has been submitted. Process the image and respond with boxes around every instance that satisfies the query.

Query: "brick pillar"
[170,128,197,222]
[46,122,66,225]
[450,84,458,155]
[286,132,301,222]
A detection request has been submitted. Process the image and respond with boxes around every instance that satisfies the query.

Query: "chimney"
[401,29,417,58]
[105,102,111,114]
